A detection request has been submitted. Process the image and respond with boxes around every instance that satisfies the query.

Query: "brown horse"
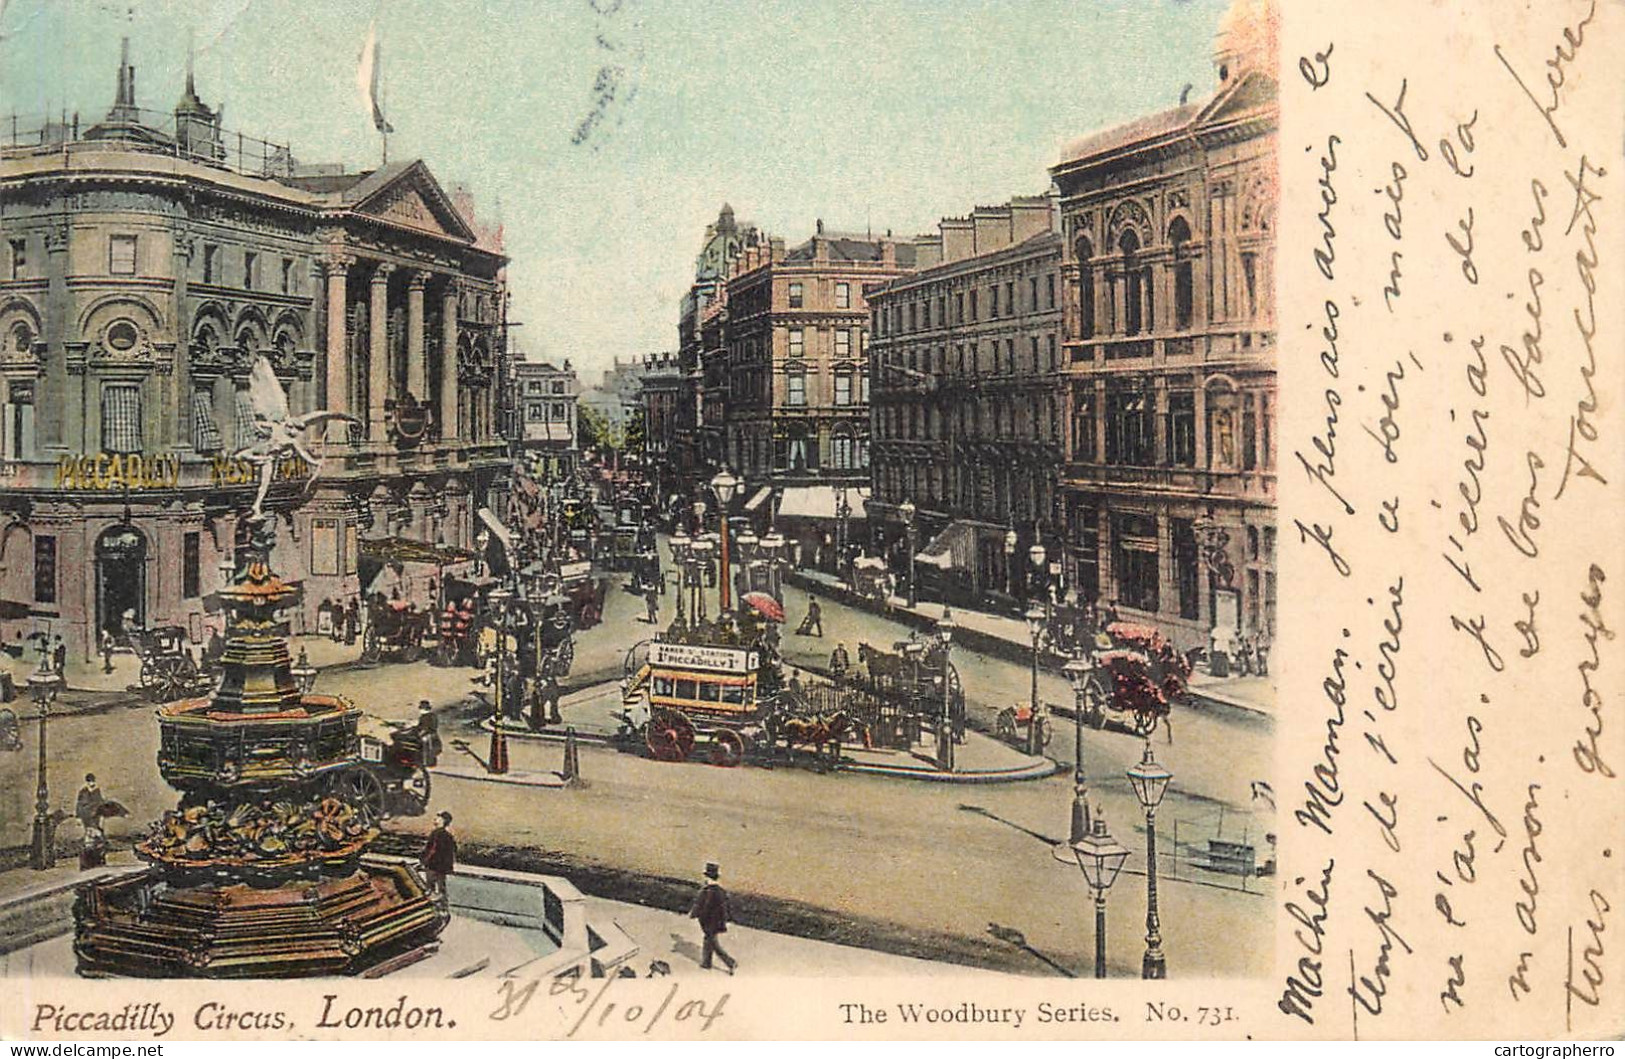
[779,710,867,769]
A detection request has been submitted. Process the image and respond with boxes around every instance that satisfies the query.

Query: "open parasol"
[741,592,785,623]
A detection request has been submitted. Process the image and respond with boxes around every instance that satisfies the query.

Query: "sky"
[0,0,1236,383]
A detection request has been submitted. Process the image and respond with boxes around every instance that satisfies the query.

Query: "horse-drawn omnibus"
[618,640,765,767]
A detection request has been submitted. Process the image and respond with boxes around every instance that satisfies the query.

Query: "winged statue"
[231,357,359,520]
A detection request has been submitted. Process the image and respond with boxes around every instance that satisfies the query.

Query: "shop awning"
[742,486,773,512]
[917,520,981,571]
[776,485,870,521]
[357,537,479,566]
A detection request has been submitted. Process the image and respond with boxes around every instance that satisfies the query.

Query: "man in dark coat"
[688,862,737,974]
[416,700,441,767]
[420,811,456,896]
[75,774,106,832]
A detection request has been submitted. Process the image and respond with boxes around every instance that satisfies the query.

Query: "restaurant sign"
[53,453,310,491]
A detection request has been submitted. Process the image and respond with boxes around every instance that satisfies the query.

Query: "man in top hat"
[420,811,456,896]
[688,862,737,974]
[416,700,441,766]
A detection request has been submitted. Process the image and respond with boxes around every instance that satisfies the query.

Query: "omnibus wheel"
[646,710,695,763]
[708,730,745,768]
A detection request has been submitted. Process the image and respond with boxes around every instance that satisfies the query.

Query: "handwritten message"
[1277,0,1619,1040]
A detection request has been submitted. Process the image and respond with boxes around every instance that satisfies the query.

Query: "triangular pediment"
[349,161,477,243]
[1196,69,1277,129]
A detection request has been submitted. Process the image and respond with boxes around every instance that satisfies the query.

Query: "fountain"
[72,363,446,977]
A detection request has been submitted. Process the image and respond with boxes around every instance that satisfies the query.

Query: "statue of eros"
[232,357,359,521]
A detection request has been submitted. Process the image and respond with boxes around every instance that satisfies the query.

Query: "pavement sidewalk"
[790,569,1274,717]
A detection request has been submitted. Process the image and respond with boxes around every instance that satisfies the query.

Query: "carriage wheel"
[361,626,381,665]
[139,658,161,696]
[1086,671,1110,729]
[404,766,432,811]
[995,709,1017,744]
[645,710,695,762]
[328,767,388,824]
[555,638,575,678]
[708,730,745,768]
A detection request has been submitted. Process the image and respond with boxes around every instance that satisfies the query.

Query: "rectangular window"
[33,535,56,604]
[8,238,24,280]
[989,285,999,319]
[788,328,804,357]
[552,402,565,419]
[1113,513,1160,613]
[1030,335,1041,373]
[834,374,852,406]
[4,381,35,461]
[243,252,257,290]
[1169,391,1196,466]
[311,518,340,576]
[969,290,978,321]
[788,282,804,309]
[191,387,223,452]
[101,383,142,453]
[1028,276,1038,312]
[1047,334,1058,372]
[956,292,965,322]
[908,303,917,332]
[203,244,217,284]
[233,388,257,447]
[109,235,138,275]
[281,258,294,294]
[1006,282,1015,315]
[1105,379,1154,466]
[528,403,545,421]
[859,373,869,404]
[1174,259,1194,329]
[1173,519,1200,620]
[835,282,850,309]
[551,380,565,394]
[183,531,201,599]
[787,372,806,406]
[1241,253,1257,318]
[1046,273,1056,309]
[835,329,851,358]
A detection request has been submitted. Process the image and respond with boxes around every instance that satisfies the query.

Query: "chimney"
[880,240,896,267]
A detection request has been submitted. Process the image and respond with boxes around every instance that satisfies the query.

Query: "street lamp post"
[670,532,691,628]
[28,655,64,871]
[692,537,714,623]
[1003,528,1017,598]
[760,530,786,601]
[735,529,759,601]
[291,647,318,695]
[711,468,739,613]
[899,499,917,609]
[1063,655,1095,844]
[835,485,852,585]
[935,608,956,772]
[487,587,513,775]
[1127,740,1174,979]
[1025,604,1047,756]
[1072,814,1131,979]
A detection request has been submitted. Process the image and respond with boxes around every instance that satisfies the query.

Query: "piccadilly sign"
[56,453,181,491]
[648,641,757,674]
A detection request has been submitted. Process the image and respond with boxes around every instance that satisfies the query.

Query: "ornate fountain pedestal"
[73,557,447,978]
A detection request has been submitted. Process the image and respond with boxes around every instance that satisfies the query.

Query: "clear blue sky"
[0,0,1235,381]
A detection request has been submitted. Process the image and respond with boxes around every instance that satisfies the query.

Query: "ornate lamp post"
[669,531,692,627]
[28,653,64,870]
[834,484,853,584]
[760,530,786,601]
[1072,814,1131,979]
[935,608,956,772]
[1127,740,1174,979]
[291,647,319,695]
[899,499,917,609]
[1004,528,1017,598]
[734,529,759,601]
[1062,654,1095,844]
[692,537,714,623]
[487,587,513,775]
[901,640,924,747]
[1025,604,1047,756]
[710,468,739,613]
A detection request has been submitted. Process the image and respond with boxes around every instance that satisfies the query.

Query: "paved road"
[0,560,1273,978]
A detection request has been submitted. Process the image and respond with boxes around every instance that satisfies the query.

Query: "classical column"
[440,281,460,442]
[406,271,427,400]
[1194,382,1208,469]
[324,254,352,417]
[368,263,394,441]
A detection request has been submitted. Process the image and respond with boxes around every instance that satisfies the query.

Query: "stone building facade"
[1051,47,1277,651]
[513,358,578,480]
[866,196,1064,602]
[720,227,910,488]
[0,44,509,659]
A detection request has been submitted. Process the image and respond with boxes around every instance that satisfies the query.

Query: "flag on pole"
[356,21,393,134]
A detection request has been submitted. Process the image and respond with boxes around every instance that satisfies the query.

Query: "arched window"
[1169,217,1194,330]
[1074,236,1095,339]
[10,322,31,353]
[1119,229,1143,335]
